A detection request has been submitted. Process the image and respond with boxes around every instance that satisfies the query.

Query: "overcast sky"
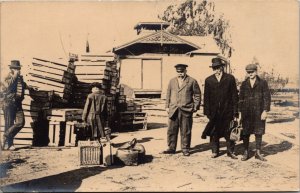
[0,0,299,82]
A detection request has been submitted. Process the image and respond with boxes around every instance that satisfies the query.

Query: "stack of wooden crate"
[46,108,83,147]
[26,57,75,102]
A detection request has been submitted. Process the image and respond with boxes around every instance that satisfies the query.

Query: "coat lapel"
[178,76,189,92]
[252,76,260,88]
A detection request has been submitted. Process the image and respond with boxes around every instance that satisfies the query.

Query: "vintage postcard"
[0,0,299,192]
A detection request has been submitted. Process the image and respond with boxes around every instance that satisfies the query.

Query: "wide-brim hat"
[9,60,22,69]
[90,82,102,89]
[174,64,188,70]
[210,57,225,68]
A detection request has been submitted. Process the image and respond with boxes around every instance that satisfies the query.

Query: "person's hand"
[261,111,268,120]
[165,108,169,113]
[11,70,19,79]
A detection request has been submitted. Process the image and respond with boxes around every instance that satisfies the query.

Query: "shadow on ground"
[234,140,293,158]
[1,165,124,192]
[0,158,27,178]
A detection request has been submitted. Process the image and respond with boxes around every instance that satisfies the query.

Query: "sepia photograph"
[0,0,299,192]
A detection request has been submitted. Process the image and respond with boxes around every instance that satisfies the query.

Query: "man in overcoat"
[82,82,108,141]
[163,64,201,156]
[202,57,239,159]
[2,60,35,150]
[239,64,271,161]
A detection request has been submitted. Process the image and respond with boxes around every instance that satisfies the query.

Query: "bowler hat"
[9,60,22,69]
[90,82,102,89]
[210,58,225,68]
[174,64,188,70]
[245,64,257,72]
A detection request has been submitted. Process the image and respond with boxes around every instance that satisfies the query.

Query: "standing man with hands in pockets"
[163,64,201,156]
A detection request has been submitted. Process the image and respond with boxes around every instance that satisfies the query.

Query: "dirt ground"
[0,100,299,192]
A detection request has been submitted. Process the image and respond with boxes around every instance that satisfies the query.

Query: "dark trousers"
[167,109,193,152]
[242,134,263,151]
[4,104,25,146]
[210,132,235,154]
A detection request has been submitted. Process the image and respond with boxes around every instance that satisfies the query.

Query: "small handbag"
[230,121,243,142]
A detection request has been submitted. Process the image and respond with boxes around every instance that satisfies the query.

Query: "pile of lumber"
[26,57,75,102]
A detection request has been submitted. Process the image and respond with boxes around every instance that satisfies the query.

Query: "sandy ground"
[0,101,299,192]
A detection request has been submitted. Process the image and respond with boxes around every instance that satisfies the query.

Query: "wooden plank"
[13,138,32,145]
[75,75,109,80]
[27,81,70,93]
[75,61,107,66]
[32,59,68,71]
[33,57,68,67]
[30,65,65,76]
[29,73,72,84]
[27,75,67,88]
[75,66,110,74]
[15,132,33,139]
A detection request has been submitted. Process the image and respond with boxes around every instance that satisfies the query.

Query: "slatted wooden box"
[78,140,103,166]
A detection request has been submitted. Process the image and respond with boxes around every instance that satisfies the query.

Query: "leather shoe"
[241,151,249,161]
[162,149,175,154]
[255,152,267,161]
[8,145,16,151]
[227,152,238,159]
[211,153,218,158]
[183,151,190,156]
[201,133,206,139]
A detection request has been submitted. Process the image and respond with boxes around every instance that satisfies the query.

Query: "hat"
[175,64,188,70]
[245,64,257,72]
[9,60,22,69]
[210,58,225,68]
[90,82,102,89]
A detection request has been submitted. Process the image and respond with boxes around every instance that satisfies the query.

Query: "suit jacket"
[165,75,201,118]
[2,73,28,103]
[239,76,271,135]
[203,72,238,121]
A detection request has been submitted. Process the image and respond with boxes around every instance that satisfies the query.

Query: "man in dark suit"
[163,64,201,156]
[2,60,36,150]
[239,64,271,161]
[202,58,239,159]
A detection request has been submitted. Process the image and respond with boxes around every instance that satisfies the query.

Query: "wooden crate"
[78,140,103,166]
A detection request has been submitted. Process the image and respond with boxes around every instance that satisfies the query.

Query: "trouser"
[210,132,235,154]
[3,104,25,146]
[89,115,105,139]
[167,109,193,152]
[242,134,263,151]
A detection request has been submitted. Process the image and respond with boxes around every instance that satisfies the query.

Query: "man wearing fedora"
[239,64,271,161]
[2,60,35,150]
[202,57,239,159]
[82,82,108,141]
[163,64,201,156]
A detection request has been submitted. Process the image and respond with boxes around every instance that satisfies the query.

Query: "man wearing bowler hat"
[239,64,271,161]
[163,64,201,156]
[2,60,35,150]
[202,57,239,159]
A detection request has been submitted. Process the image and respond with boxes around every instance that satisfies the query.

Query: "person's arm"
[82,96,92,122]
[193,80,201,112]
[165,80,171,112]
[203,79,210,118]
[231,76,239,119]
[2,72,17,92]
[261,80,271,120]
